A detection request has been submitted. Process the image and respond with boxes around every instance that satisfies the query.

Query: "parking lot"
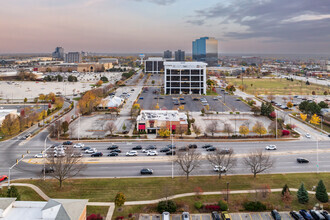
[137,87,251,112]
[139,212,293,220]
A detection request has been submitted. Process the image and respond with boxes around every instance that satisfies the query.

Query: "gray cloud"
[188,0,330,42]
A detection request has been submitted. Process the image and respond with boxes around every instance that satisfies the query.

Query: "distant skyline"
[1,0,330,54]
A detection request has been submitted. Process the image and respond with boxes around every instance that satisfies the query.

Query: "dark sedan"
[290,211,304,220]
[202,144,213,149]
[140,168,153,175]
[107,145,119,150]
[110,149,122,153]
[91,152,103,157]
[160,147,170,152]
[62,141,73,145]
[206,147,217,151]
[297,158,309,163]
[146,145,157,150]
[271,210,281,220]
[107,152,119,157]
[132,145,142,150]
[299,210,313,220]
[188,144,197,149]
[166,151,176,155]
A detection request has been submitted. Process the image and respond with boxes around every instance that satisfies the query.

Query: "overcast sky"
[1,0,330,54]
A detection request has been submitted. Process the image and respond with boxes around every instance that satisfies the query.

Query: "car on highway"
[182,212,190,220]
[73,143,84,148]
[271,210,282,220]
[211,211,221,220]
[0,175,8,182]
[178,146,189,151]
[160,147,170,152]
[188,144,197,149]
[34,153,45,158]
[299,210,313,220]
[310,210,325,220]
[126,151,138,156]
[132,145,142,150]
[166,144,176,149]
[62,141,73,145]
[206,146,216,151]
[91,152,103,157]
[41,167,54,174]
[85,148,97,154]
[140,168,153,175]
[166,151,176,155]
[213,97,218,100]
[213,165,227,173]
[110,149,122,153]
[297,158,309,163]
[305,133,311,138]
[107,152,119,157]
[220,148,233,154]
[107,145,119,150]
[71,152,83,157]
[265,145,277,150]
[82,146,91,151]
[146,145,157,150]
[290,211,304,220]
[202,144,213,149]
[320,211,330,220]
[147,150,158,156]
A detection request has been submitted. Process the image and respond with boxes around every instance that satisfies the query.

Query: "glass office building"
[192,37,218,66]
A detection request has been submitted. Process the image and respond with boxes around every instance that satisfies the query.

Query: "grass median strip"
[15,173,330,202]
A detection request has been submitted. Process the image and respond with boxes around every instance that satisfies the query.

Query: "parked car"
[107,152,119,157]
[202,144,213,149]
[213,165,227,173]
[0,175,8,182]
[212,211,221,220]
[206,147,216,151]
[140,168,153,175]
[146,145,157,150]
[85,148,97,154]
[110,149,122,153]
[34,153,44,158]
[305,133,311,138]
[160,147,170,152]
[147,150,158,156]
[62,141,73,145]
[107,145,119,150]
[180,101,186,104]
[188,144,197,149]
[166,151,176,155]
[132,145,142,150]
[182,212,190,220]
[265,145,277,150]
[297,158,309,163]
[299,210,313,220]
[162,212,170,220]
[73,143,84,148]
[91,152,103,157]
[320,211,330,220]
[139,97,144,100]
[271,210,282,220]
[310,210,326,220]
[41,167,54,174]
[221,212,231,220]
[126,151,138,156]
[290,211,304,220]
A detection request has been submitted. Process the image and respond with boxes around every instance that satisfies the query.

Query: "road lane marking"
[259,213,263,220]
[239,214,242,220]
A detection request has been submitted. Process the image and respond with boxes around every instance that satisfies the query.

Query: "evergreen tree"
[281,184,290,196]
[7,186,21,200]
[297,183,309,204]
[316,180,329,203]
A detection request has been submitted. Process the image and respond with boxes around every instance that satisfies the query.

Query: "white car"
[213,165,227,173]
[34,153,45,158]
[305,133,311,138]
[141,149,148,153]
[85,148,97,154]
[147,150,158,156]
[126,151,138,156]
[265,145,277,150]
[73,143,84,148]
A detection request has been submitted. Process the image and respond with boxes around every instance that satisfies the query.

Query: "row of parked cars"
[271,209,329,220]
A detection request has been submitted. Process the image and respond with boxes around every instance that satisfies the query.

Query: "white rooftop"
[0,109,17,118]
[137,110,187,122]
[146,57,163,61]
[164,61,207,69]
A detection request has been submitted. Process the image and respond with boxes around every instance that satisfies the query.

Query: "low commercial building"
[98,96,124,110]
[0,197,88,220]
[145,57,164,74]
[164,61,207,95]
[137,110,188,134]
[0,109,18,127]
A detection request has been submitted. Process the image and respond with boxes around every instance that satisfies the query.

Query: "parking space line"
[150,215,152,220]
[267,214,272,219]
[287,213,293,220]
[199,215,201,220]
[248,214,253,220]
[239,214,243,220]
[259,213,263,220]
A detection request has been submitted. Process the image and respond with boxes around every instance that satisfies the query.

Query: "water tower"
[139,54,145,65]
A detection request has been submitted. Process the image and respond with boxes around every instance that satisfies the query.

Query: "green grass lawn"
[0,186,45,201]
[16,173,330,202]
[227,78,329,95]
[87,206,109,218]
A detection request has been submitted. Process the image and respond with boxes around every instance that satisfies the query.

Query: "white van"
[162,212,170,220]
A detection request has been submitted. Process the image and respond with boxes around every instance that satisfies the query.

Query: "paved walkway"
[3,182,330,220]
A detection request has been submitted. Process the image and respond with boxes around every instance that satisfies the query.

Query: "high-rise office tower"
[192,37,218,66]
[64,52,82,63]
[52,47,64,60]
[163,50,172,59]
[174,50,185,61]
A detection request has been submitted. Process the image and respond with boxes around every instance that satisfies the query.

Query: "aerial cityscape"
[0,0,329,220]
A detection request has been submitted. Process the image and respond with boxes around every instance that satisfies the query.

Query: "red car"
[0,175,8,182]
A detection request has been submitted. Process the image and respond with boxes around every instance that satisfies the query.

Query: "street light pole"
[8,151,29,188]
[43,134,50,181]
[317,138,319,174]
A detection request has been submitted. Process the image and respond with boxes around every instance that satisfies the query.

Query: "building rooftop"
[137,110,187,122]
[146,57,163,61]
[164,61,207,69]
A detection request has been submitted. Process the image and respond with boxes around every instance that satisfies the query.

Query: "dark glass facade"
[192,37,218,66]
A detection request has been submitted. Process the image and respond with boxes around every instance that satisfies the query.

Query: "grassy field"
[16,173,330,202]
[87,206,109,218]
[227,78,329,95]
[0,186,45,201]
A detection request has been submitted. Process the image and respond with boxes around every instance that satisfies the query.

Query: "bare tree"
[192,124,201,137]
[243,150,275,178]
[206,121,218,136]
[47,148,86,188]
[267,94,275,102]
[106,121,116,136]
[223,123,233,136]
[207,149,237,179]
[176,125,185,138]
[175,149,201,180]
[48,120,62,139]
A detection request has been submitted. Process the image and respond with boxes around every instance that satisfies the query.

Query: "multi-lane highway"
[1,128,329,181]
